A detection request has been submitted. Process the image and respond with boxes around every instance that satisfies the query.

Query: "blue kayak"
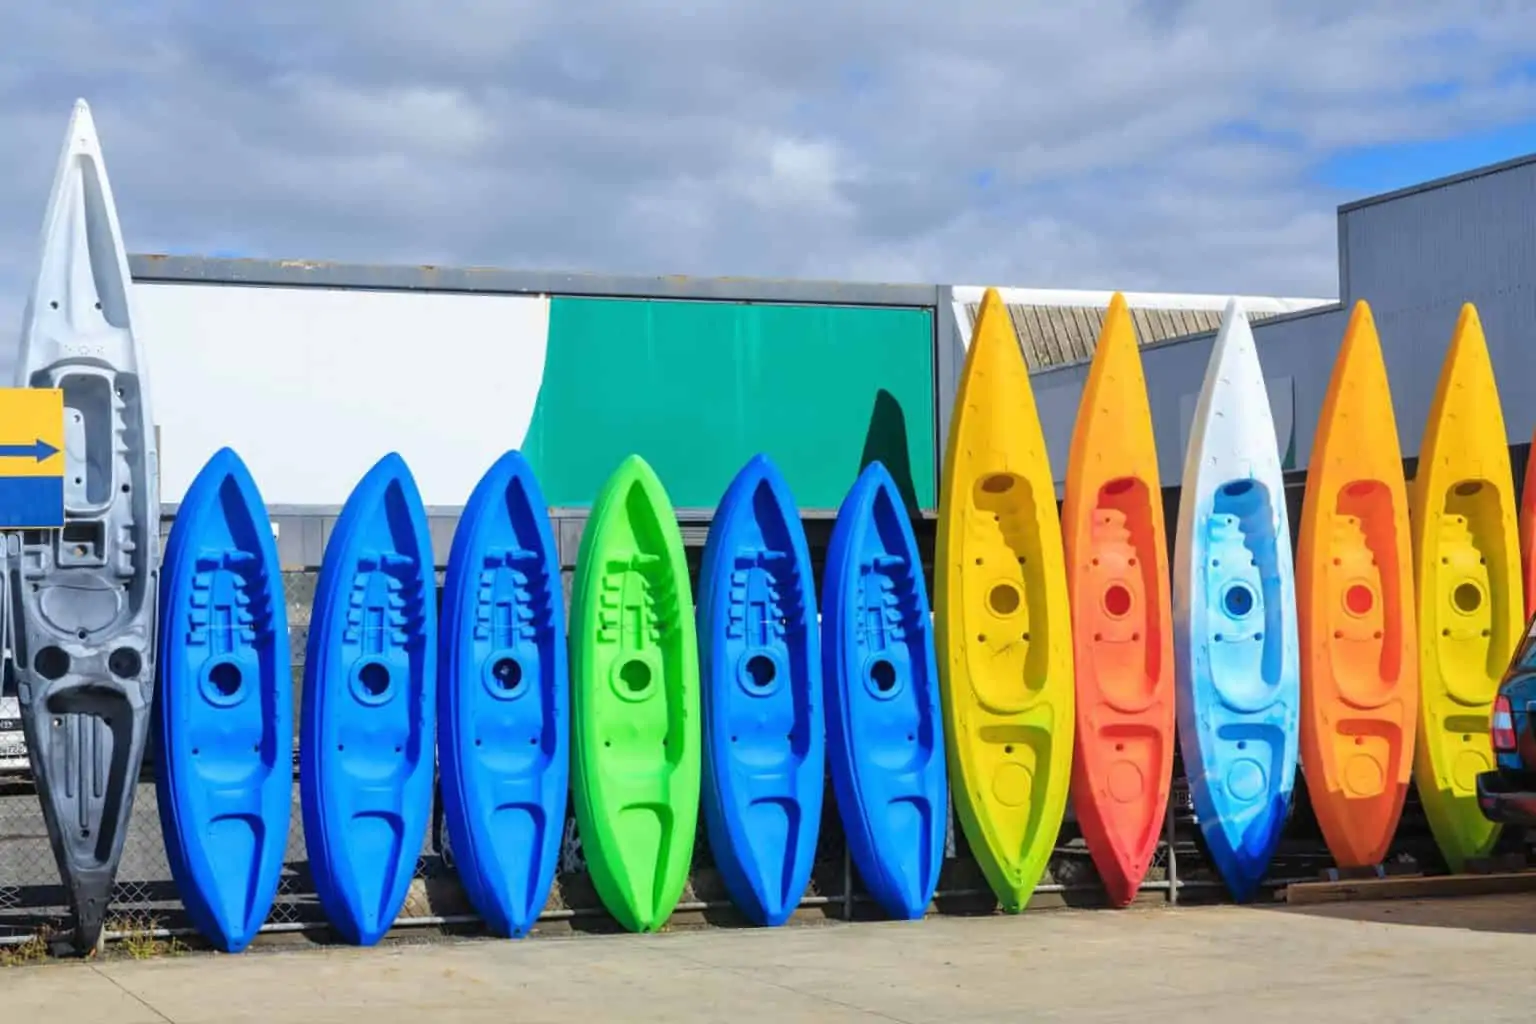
[1172,301,1300,901]
[822,461,947,920]
[299,453,437,945]
[154,447,292,953]
[438,451,567,937]
[698,454,824,926]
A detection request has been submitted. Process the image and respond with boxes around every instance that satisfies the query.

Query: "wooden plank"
[1283,870,1536,906]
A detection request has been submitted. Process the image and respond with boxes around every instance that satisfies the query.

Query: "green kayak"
[569,454,701,932]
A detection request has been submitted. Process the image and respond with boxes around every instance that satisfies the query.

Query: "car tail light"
[1492,695,1517,753]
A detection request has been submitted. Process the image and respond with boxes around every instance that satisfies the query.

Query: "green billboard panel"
[522,297,935,510]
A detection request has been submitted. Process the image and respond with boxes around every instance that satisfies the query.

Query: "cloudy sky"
[2,0,1535,334]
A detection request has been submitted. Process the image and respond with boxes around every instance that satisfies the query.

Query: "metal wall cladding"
[1030,157,1536,479]
[1031,307,1346,489]
[1340,160,1536,448]
[1341,161,1536,314]
[519,297,936,511]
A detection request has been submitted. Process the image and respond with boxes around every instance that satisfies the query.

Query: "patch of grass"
[106,914,186,960]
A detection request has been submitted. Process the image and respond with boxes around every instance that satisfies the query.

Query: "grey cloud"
[0,0,1533,313]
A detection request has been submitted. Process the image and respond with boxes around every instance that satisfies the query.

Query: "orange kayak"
[1296,300,1417,868]
[1062,292,1174,906]
[1520,428,1536,619]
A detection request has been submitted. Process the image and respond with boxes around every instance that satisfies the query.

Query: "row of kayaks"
[946,286,1526,907]
[155,445,947,950]
[6,96,943,954]
[156,265,1525,954]
[8,97,1532,955]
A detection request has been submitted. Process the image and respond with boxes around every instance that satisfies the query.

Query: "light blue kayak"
[1171,299,1300,901]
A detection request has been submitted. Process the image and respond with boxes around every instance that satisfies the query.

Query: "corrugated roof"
[954,300,1292,371]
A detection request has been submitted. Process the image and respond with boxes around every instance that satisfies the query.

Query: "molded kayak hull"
[936,287,1074,912]
[825,461,947,920]
[568,455,701,933]
[154,447,292,952]
[1296,302,1417,869]
[438,451,567,937]
[698,454,824,926]
[1062,293,1173,907]
[1172,300,1300,902]
[299,453,436,946]
[1410,304,1520,871]
[12,100,161,952]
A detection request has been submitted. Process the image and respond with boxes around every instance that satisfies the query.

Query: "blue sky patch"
[1313,118,1536,198]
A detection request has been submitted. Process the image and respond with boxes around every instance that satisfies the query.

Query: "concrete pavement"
[5,894,1536,1022]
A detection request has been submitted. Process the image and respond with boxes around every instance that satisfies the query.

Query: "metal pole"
[843,845,854,921]
[1165,792,1179,906]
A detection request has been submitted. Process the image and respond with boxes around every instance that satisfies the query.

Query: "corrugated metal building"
[125,149,1536,533]
[935,288,1330,478]
[128,258,1324,553]
[948,288,1328,371]
[1025,152,1536,487]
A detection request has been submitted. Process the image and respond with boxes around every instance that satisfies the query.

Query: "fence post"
[843,846,853,921]
[1166,793,1179,906]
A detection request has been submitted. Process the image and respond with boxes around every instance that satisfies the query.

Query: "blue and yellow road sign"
[0,387,65,529]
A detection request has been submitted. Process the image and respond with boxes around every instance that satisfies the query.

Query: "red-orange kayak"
[1062,293,1174,906]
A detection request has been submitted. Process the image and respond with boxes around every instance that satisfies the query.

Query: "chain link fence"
[0,504,1495,947]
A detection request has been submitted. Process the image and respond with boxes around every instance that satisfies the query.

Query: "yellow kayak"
[1410,302,1521,871]
[935,286,1075,911]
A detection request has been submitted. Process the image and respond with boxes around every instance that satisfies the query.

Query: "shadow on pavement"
[1261,892,1536,936]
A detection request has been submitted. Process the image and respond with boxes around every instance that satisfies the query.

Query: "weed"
[0,923,53,967]
[105,914,187,960]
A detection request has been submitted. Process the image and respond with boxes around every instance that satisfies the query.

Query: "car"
[1476,613,1536,825]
